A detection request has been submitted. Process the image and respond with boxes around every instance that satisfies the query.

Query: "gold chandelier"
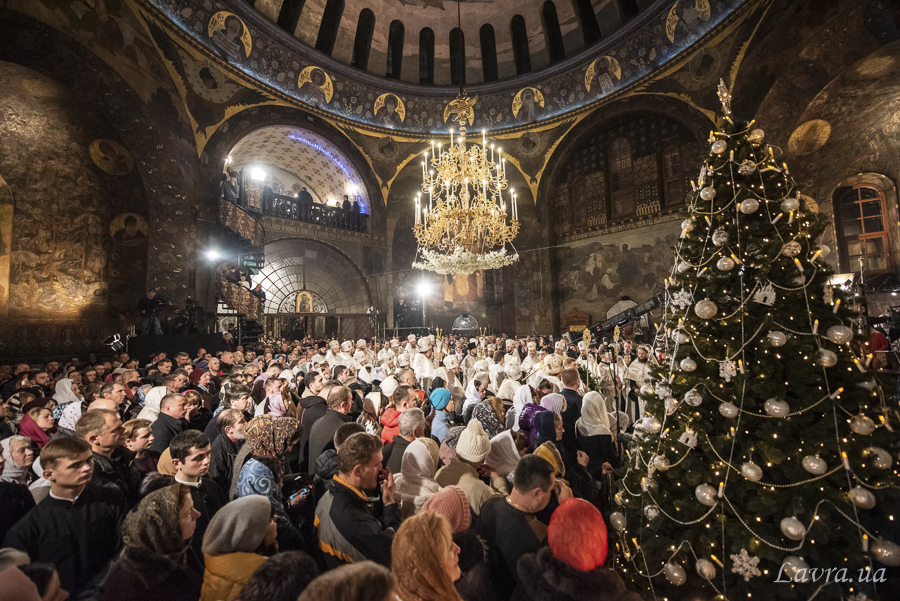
[412,95,520,275]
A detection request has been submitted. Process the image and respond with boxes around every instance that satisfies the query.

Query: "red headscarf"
[19,412,53,449]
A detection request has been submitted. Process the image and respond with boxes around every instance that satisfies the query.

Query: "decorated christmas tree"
[613,81,900,600]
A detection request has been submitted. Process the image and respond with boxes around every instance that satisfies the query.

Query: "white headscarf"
[0,437,31,483]
[527,369,549,389]
[511,384,532,433]
[577,391,612,437]
[464,372,489,411]
[52,379,81,406]
[400,438,437,484]
[58,401,83,431]
[137,386,168,422]
[486,430,521,478]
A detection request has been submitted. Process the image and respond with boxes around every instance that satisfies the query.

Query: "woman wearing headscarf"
[486,430,521,488]
[439,425,465,467]
[506,384,534,431]
[517,400,547,448]
[394,438,441,519]
[19,405,55,452]
[461,373,488,421]
[137,386,169,422]
[539,393,566,415]
[1,436,35,485]
[100,483,204,601]
[200,495,278,601]
[534,427,602,513]
[391,512,463,601]
[429,388,455,444]
[576,391,619,480]
[51,379,81,422]
[471,395,506,439]
[233,415,304,550]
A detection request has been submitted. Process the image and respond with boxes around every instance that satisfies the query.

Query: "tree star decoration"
[717,78,732,116]
[719,359,737,382]
[730,549,761,582]
[672,289,693,310]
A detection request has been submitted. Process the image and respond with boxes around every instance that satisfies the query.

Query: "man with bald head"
[150,393,186,453]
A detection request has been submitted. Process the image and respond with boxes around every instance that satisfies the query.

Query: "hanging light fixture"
[412,0,519,275]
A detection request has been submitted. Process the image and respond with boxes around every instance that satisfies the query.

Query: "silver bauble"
[748,128,765,142]
[680,357,698,372]
[609,511,626,530]
[780,516,806,541]
[717,256,736,271]
[816,349,838,367]
[801,455,827,475]
[684,390,703,407]
[677,261,692,273]
[696,558,716,580]
[819,244,831,258]
[712,227,729,246]
[764,398,790,418]
[781,197,800,212]
[675,331,691,344]
[850,414,877,436]
[739,198,760,214]
[719,402,739,419]
[644,416,662,434]
[781,556,810,581]
[653,455,671,472]
[848,486,876,509]
[644,505,660,520]
[871,539,900,567]
[768,331,787,347]
[738,160,757,175]
[695,484,718,507]
[665,398,678,415]
[700,186,717,201]
[741,461,763,482]
[664,563,687,586]
[694,299,718,319]
[682,219,695,232]
[781,241,802,257]
[826,325,853,344]
[711,140,728,155]
[864,446,893,470]
[640,384,653,395]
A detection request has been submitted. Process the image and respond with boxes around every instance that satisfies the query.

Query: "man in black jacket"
[381,408,426,474]
[307,386,352,473]
[208,409,246,492]
[170,430,226,562]
[297,373,331,471]
[151,393,186,453]
[314,432,399,568]
[75,408,140,507]
[3,437,124,596]
[559,369,583,455]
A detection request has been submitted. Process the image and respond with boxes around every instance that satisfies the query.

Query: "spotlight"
[103,334,125,352]
[250,168,267,181]
[206,249,220,261]
[416,280,432,298]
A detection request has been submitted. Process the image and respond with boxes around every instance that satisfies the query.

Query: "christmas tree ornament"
[665,398,677,415]
[801,455,827,475]
[719,402,739,418]
[781,196,800,212]
[684,390,703,406]
[675,330,691,344]
[717,256,736,271]
[849,414,876,436]
[671,288,693,309]
[826,325,853,344]
[764,398,790,417]
[741,461,763,482]
[652,455,671,471]
[711,140,728,154]
[752,282,777,305]
[819,244,831,258]
[679,429,698,448]
[664,563,686,586]
[680,357,697,372]
[767,331,787,346]
[738,160,757,175]
[730,549,762,582]
[780,516,806,540]
[654,382,672,399]
[748,128,765,142]
[857,376,876,391]
[781,241,802,257]
[644,505,660,520]
[609,511,626,530]
[780,556,810,581]
[700,186,717,201]
[677,261,692,273]
[641,477,658,492]
[816,349,838,367]
[848,486,876,509]
[695,484,718,507]
[643,416,662,434]
[871,539,900,567]
[694,559,715,580]
[719,360,738,382]
[694,299,718,319]
[863,447,893,469]
[681,218,695,234]
[640,384,653,395]
[712,226,729,246]
[739,198,759,214]
[614,491,626,505]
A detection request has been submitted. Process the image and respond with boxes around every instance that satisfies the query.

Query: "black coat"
[186,478,227,564]
[560,388,583,455]
[100,545,204,601]
[208,433,242,492]
[513,547,643,601]
[381,435,412,475]
[0,481,35,542]
[92,447,141,508]
[150,412,183,453]
[307,409,349,473]
[298,395,327,472]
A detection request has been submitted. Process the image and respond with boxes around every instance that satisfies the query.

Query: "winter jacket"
[435,460,508,516]
[381,435,412,475]
[307,409,349,473]
[379,407,401,443]
[297,395,327,471]
[200,552,267,601]
[513,546,643,601]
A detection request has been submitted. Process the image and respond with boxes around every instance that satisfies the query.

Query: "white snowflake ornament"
[712,226,728,246]
[654,382,673,400]
[672,289,693,310]
[730,549,762,582]
[781,240,802,257]
[719,359,738,382]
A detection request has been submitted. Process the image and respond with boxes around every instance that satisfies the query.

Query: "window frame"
[836,185,892,274]
[659,142,686,208]
[606,136,635,220]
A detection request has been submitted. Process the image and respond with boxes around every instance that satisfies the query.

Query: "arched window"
[386,20,405,79]
[277,0,306,34]
[836,186,891,272]
[570,0,601,46]
[510,15,531,75]
[607,137,635,219]
[619,0,639,20]
[480,24,499,82]
[450,27,466,86]
[661,143,685,207]
[541,2,565,64]
[419,28,435,84]
[351,9,376,70]
[315,0,345,55]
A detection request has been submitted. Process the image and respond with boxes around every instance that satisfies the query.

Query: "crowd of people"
[0,333,651,601]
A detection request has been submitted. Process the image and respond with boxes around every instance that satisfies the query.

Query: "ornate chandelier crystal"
[412,95,520,275]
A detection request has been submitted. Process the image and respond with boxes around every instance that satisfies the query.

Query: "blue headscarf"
[534,410,560,446]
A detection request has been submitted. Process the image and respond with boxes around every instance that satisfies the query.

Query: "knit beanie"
[439,426,465,466]
[380,376,399,399]
[430,388,451,411]
[422,485,471,533]
[456,419,491,463]
[202,495,272,556]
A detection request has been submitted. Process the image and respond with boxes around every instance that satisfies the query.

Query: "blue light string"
[288,134,367,213]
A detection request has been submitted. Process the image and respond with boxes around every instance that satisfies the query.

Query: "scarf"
[438,426,465,466]
[527,369,549,389]
[534,411,561,449]
[53,379,81,406]
[1,437,32,482]
[58,401,83,431]
[534,442,565,478]
[400,439,437,484]
[19,413,51,449]
[121,484,192,586]
[265,392,288,418]
[137,386,169,422]
[463,379,482,411]
[540,393,565,414]
[391,513,464,601]
[244,414,299,457]
[576,391,612,437]
[511,384,532,433]
[486,430,520,478]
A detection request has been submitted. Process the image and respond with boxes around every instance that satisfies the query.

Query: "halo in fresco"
[298,66,334,105]
[584,56,621,95]
[512,87,545,122]
[109,212,149,247]
[788,120,831,156]
[89,139,134,175]
[208,11,252,63]
[374,93,406,126]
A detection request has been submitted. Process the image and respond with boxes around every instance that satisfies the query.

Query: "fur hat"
[456,419,491,463]
[421,485,471,533]
[443,355,459,370]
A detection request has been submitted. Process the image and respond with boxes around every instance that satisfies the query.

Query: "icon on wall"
[208,11,252,63]
[298,66,334,105]
[512,87,544,123]
[584,56,621,95]
[374,93,406,126]
[89,139,134,176]
[109,213,148,247]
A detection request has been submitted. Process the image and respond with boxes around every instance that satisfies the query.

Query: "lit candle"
[771,213,783,224]
[832,299,841,313]
[729,150,734,162]
[863,534,869,552]
[812,319,819,335]
[811,249,822,262]
[718,482,724,497]
[841,451,850,470]
[793,257,804,272]
[738,360,745,374]
[865,353,873,368]
[854,358,866,373]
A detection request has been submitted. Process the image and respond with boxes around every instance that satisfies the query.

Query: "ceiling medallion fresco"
[135,0,751,135]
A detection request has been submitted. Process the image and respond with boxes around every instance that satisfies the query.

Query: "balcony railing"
[219,200,264,247]
[262,189,369,233]
[219,279,263,321]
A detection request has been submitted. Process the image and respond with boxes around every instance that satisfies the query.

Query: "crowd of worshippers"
[0,334,652,601]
